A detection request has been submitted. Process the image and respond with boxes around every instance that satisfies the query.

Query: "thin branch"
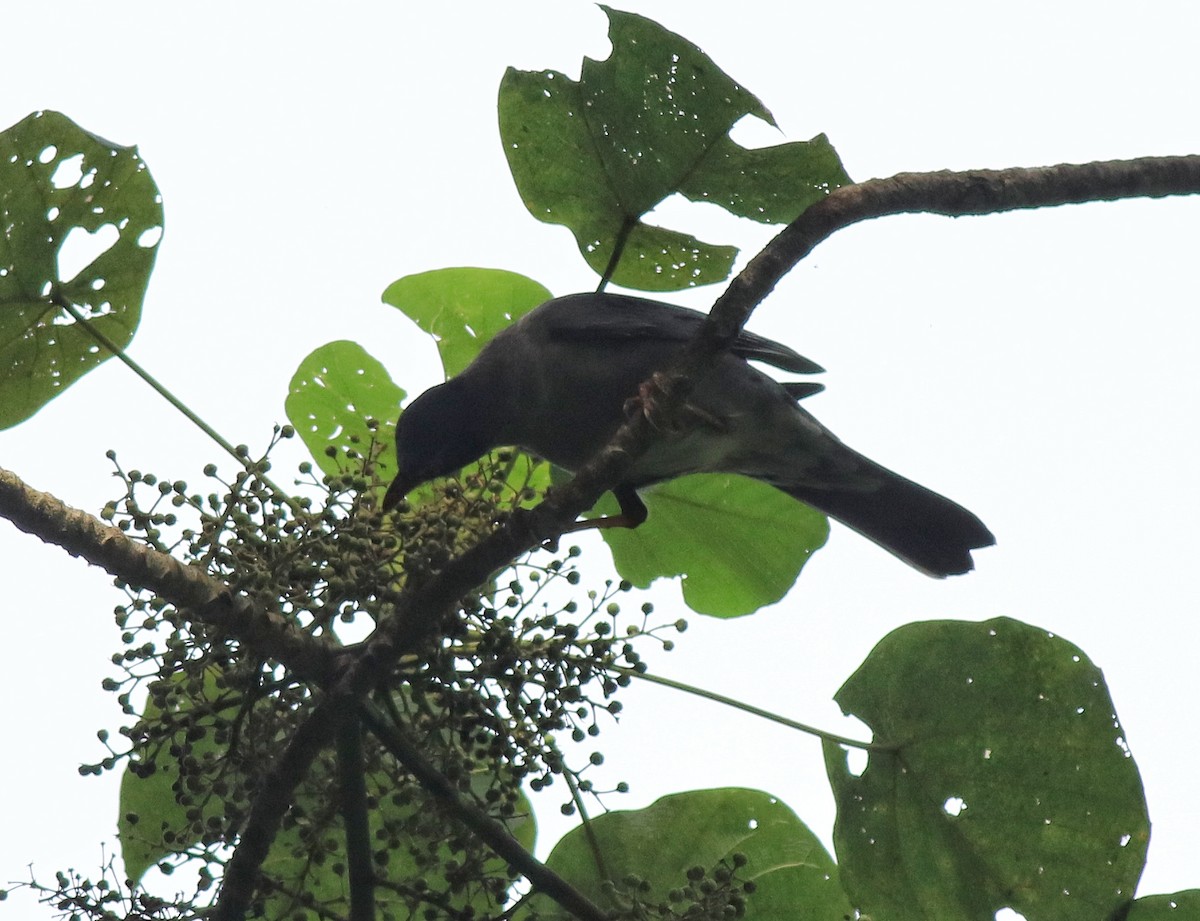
[562,767,611,883]
[358,703,611,921]
[50,290,240,465]
[438,157,1200,586]
[0,467,338,683]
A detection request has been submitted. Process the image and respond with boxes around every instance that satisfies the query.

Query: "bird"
[382,292,994,577]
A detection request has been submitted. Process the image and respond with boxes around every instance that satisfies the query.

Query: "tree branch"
[371,156,1200,671]
[0,467,338,683]
[359,704,611,921]
[338,711,377,921]
[702,155,1200,350]
[214,689,351,921]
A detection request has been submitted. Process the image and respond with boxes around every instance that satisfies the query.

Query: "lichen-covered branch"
[0,466,338,684]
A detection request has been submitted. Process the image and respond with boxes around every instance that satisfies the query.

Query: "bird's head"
[381,377,500,511]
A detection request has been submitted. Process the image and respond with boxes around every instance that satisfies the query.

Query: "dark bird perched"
[382,293,994,577]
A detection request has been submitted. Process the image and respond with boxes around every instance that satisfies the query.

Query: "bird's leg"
[623,372,725,433]
[556,485,648,535]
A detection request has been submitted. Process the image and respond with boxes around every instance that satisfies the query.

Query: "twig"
[604,663,894,752]
[700,156,1200,351]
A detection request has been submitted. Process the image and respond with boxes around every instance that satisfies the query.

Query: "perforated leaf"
[824,617,1149,921]
[0,110,162,428]
[499,8,849,291]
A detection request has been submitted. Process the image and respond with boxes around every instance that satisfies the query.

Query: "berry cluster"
[49,429,685,920]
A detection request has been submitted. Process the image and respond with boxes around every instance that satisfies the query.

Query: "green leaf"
[595,474,828,617]
[0,110,163,428]
[498,7,849,291]
[285,340,405,481]
[118,668,227,883]
[381,267,551,378]
[1126,891,1200,919]
[823,617,1149,921]
[528,788,851,921]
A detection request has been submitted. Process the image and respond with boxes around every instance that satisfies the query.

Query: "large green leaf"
[286,340,405,481]
[595,474,828,617]
[0,110,162,428]
[823,617,1149,921]
[527,788,851,921]
[498,7,850,291]
[381,267,550,378]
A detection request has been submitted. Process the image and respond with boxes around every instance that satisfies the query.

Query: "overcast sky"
[2,1,1197,914]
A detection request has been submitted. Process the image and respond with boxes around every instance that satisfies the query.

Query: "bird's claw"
[624,372,690,433]
[624,372,726,434]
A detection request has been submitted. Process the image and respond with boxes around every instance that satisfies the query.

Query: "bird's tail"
[780,453,995,578]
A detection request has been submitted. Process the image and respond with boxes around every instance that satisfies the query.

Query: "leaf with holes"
[823,617,1149,921]
[0,110,163,428]
[499,7,850,291]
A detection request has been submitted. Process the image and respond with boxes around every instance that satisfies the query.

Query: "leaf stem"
[51,289,302,513]
[561,758,611,883]
[53,292,242,461]
[596,216,637,292]
[606,663,894,752]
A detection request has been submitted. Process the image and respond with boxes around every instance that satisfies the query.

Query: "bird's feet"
[623,372,724,433]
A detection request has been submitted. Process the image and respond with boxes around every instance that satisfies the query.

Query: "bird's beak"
[381,474,416,512]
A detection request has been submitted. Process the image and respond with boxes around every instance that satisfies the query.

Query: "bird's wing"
[539,293,823,374]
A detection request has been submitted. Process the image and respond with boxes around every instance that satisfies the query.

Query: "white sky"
[1,1,1197,914]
